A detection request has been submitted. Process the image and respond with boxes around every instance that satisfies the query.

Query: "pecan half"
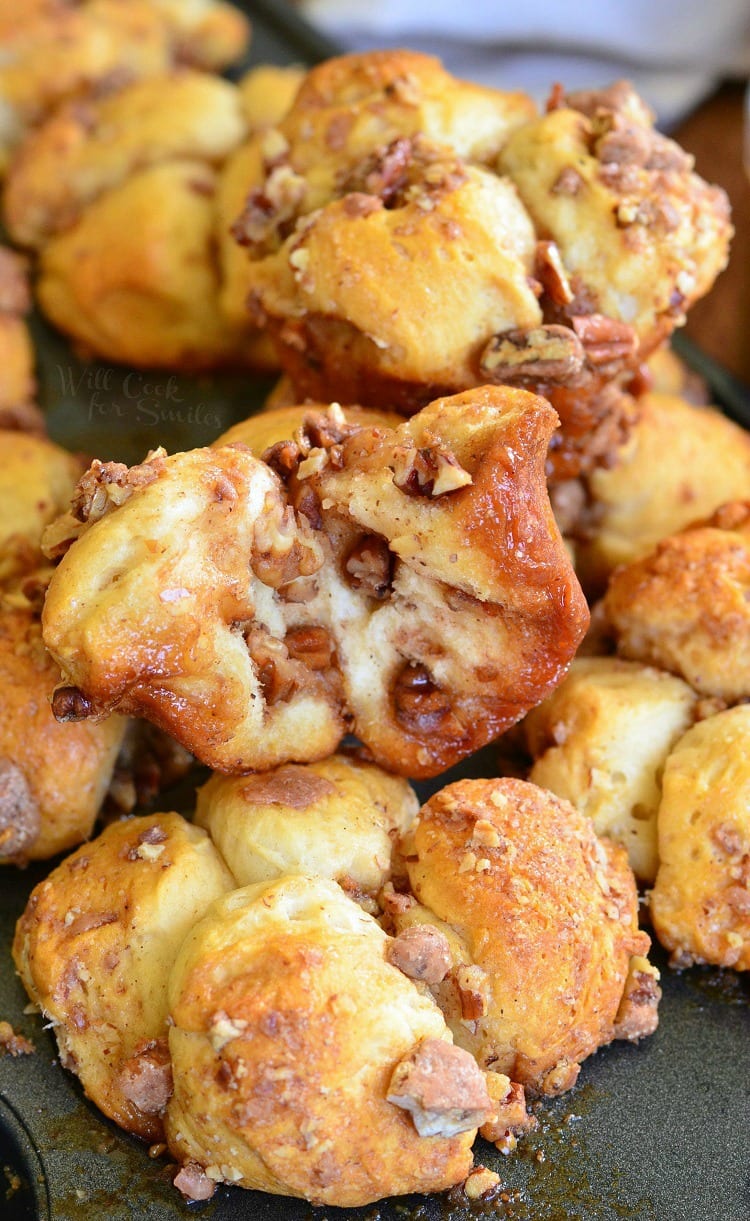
[570,314,638,366]
[52,685,94,721]
[480,324,584,385]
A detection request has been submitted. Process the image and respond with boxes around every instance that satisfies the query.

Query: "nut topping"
[344,535,392,599]
[480,324,585,385]
[570,314,638,366]
[392,445,472,498]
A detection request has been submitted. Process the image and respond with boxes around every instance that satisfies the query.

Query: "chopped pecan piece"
[393,663,460,735]
[71,454,163,524]
[173,1162,216,1202]
[117,1038,173,1115]
[344,535,392,599]
[387,924,452,984]
[453,963,490,1021]
[387,1037,494,1137]
[0,759,40,861]
[284,625,333,670]
[392,445,472,498]
[480,325,584,385]
[613,956,661,1041]
[535,241,574,306]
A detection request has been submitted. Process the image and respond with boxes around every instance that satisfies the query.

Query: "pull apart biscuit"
[0,429,194,863]
[0,0,249,173]
[195,753,417,907]
[40,387,589,777]
[649,706,750,971]
[3,71,265,370]
[229,55,729,479]
[571,392,750,596]
[391,778,660,1095]
[166,875,490,1204]
[523,656,698,882]
[603,501,750,702]
[12,812,235,1141]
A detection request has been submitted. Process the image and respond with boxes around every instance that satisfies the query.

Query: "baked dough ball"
[497,82,732,360]
[143,0,249,71]
[650,707,750,970]
[394,778,659,1095]
[4,71,246,249]
[166,875,488,1205]
[237,64,304,133]
[195,754,418,904]
[229,57,727,481]
[3,71,264,370]
[0,0,249,171]
[41,444,337,773]
[37,159,250,370]
[228,50,539,407]
[41,387,588,777]
[0,1,171,174]
[0,601,126,863]
[604,501,750,701]
[239,154,543,411]
[13,812,235,1140]
[523,657,698,881]
[0,429,83,554]
[0,248,37,427]
[575,393,750,594]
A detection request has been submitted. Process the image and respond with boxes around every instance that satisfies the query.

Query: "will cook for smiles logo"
[56,364,222,431]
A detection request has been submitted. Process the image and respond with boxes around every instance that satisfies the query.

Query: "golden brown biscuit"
[575,393,750,594]
[41,443,339,773]
[228,58,728,482]
[0,0,172,174]
[394,778,658,1094]
[228,50,538,407]
[37,159,250,370]
[166,875,486,1205]
[4,70,247,249]
[238,155,542,410]
[523,657,698,881]
[0,602,126,863]
[650,707,750,970]
[13,812,236,1140]
[604,501,750,701]
[642,345,708,402]
[497,82,732,360]
[195,754,418,905]
[144,0,249,71]
[41,388,588,777]
[0,0,249,171]
[0,430,82,554]
[237,64,304,133]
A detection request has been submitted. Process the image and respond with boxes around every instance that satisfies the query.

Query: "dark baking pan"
[1,4,749,1219]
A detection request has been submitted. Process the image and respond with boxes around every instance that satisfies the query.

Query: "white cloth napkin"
[302,0,750,128]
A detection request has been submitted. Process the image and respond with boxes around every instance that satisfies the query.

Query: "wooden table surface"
[674,81,749,385]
